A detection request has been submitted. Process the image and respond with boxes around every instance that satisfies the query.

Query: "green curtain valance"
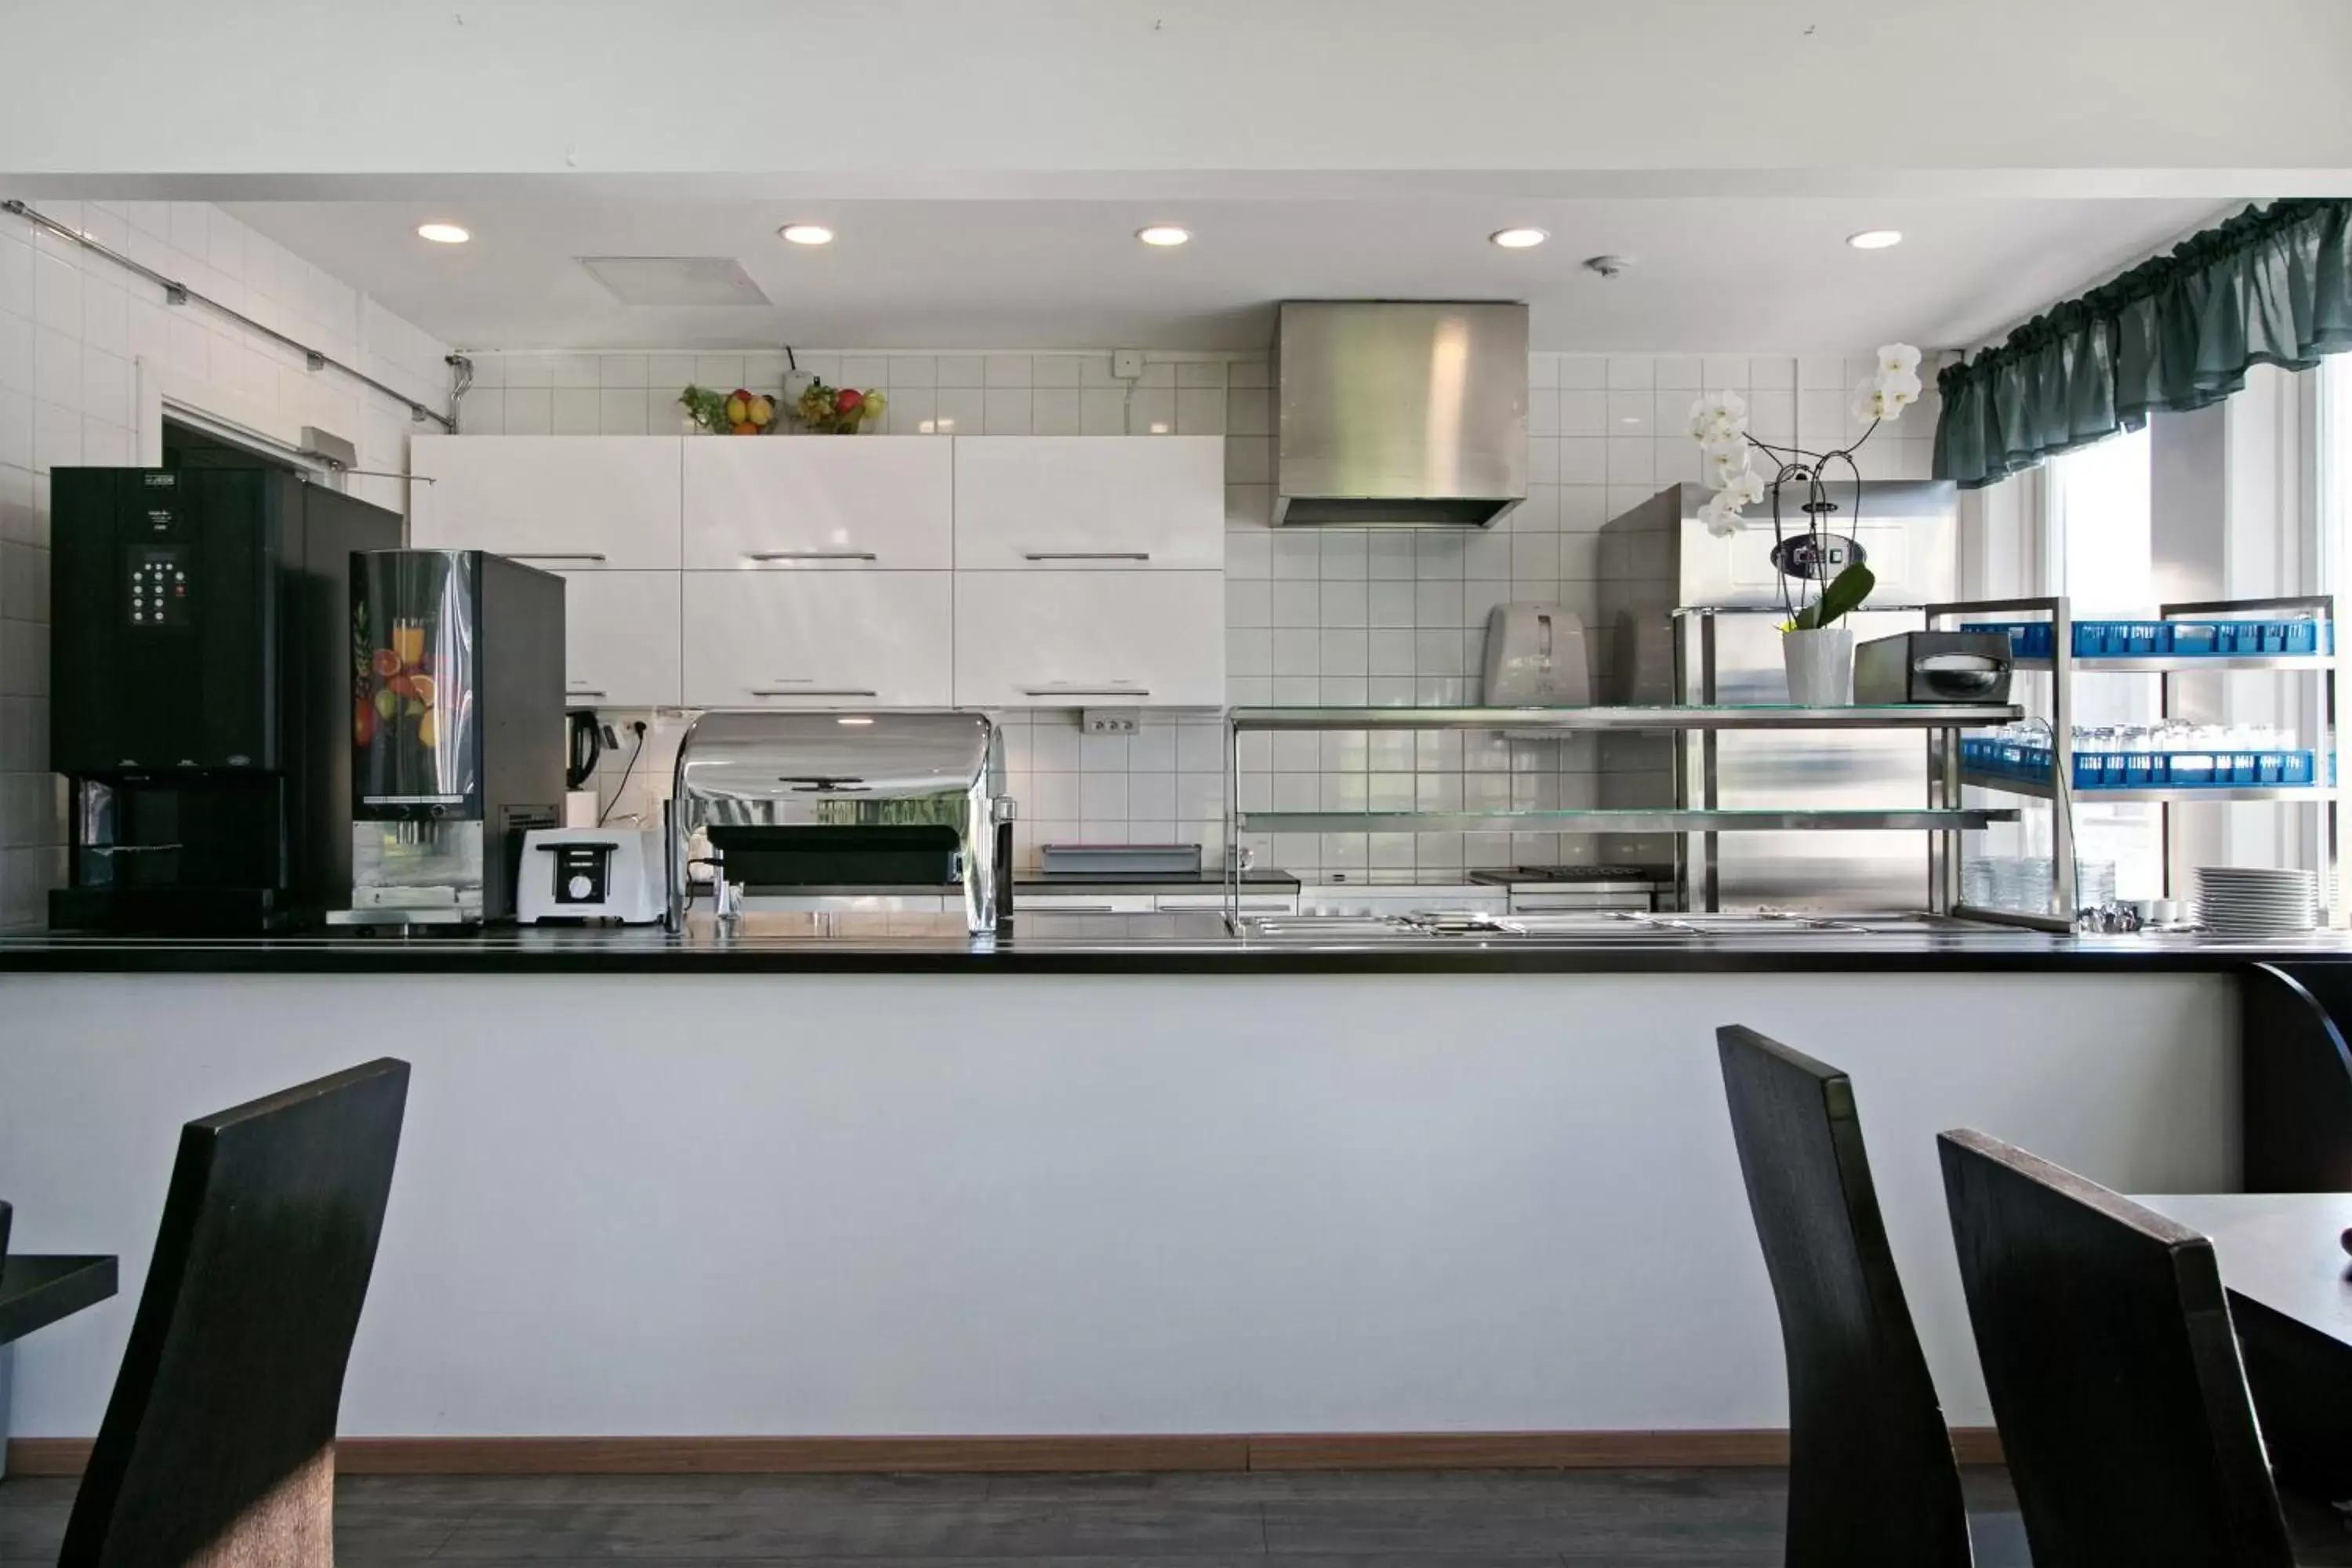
[1933,199,2352,489]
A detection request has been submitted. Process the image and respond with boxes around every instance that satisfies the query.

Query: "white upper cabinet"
[683,437,953,570]
[953,437,1225,571]
[556,571,681,709]
[408,436,682,569]
[681,572,954,709]
[953,572,1225,708]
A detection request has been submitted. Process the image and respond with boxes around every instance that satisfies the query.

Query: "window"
[2046,425,2161,902]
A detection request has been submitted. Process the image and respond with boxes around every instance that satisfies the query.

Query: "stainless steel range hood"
[1275,300,1527,528]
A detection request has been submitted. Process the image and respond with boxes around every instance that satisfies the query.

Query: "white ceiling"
[227,194,2237,354]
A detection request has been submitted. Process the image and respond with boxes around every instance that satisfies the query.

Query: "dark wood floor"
[5,1463,2351,1564]
[0,1465,2047,1566]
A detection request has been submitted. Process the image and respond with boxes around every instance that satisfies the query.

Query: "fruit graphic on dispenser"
[372,688,398,723]
[371,648,401,678]
[354,697,377,747]
[416,708,438,748]
[391,622,425,666]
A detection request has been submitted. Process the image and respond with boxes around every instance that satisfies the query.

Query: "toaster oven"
[1853,631,2015,705]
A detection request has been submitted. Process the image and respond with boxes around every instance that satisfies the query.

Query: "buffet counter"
[0,913,2314,1461]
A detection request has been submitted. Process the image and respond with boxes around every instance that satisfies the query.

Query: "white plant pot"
[1782,626,1855,706]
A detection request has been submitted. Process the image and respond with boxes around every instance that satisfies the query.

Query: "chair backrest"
[1715,1025,1971,1568]
[1937,1129,2294,1568]
[2242,962,2352,1190]
[60,1058,410,1568]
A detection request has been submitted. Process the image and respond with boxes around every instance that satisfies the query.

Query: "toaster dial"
[551,844,613,905]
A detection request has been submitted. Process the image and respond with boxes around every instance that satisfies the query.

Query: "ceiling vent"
[577,256,770,307]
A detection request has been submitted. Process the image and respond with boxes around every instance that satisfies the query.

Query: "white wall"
[477,347,1937,877]
[0,199,451,927]
[2,1,2345,193]
[0,967,2236,1439]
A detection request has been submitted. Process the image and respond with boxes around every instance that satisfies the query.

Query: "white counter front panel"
[0,970,2234,1438]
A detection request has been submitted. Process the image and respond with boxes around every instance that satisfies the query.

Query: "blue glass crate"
[1960,619,2329,659]
[1959,735,2318,790]
[1962,622,2053,659]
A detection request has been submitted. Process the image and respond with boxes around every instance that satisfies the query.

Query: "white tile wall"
[472,347,1940,880]
[0,200,451,927]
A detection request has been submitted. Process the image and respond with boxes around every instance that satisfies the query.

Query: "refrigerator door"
[1697,607,1931,913]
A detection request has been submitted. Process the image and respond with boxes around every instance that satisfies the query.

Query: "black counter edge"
[0,947,2296,976]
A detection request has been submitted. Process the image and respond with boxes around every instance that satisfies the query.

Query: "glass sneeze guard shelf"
[1235,807,2020,834]
[1227,704,2024,733]
[1226,706,2024,839]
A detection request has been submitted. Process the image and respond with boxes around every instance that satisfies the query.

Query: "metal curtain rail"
[1,198,456,432]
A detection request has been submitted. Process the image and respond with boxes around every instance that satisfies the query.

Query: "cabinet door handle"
[1022,551,1151,561]
[746,550,880,562]
[750,688,880,698]
[565,688,608,697]
[1022,684,1150,698]
[508,552,608,563]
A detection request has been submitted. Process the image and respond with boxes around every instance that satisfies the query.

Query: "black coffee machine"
[49,466,401,932]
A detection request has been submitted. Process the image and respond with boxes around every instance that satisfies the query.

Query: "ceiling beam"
[3,0,2346,197]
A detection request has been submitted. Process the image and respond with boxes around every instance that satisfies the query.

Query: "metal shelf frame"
[1926,593,2340,931]
[1223,702,2026,927]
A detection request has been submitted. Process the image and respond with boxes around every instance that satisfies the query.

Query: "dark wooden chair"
[1937,1128,2298,1568]
[1717,1025,2009,1567]
[57,1058,410,1568]
[2242,962,2352,1192]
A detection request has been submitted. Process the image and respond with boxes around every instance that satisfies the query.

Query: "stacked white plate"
[2194,866,2321,935]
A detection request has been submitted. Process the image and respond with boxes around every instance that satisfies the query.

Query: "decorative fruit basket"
[677,379,887,434]
[680,385,777,434]
[793,378,887,434]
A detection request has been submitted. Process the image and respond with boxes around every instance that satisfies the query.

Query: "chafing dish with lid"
[666,710,1012,934]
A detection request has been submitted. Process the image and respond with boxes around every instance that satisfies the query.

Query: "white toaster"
[517,827,666,924]
[1482,603,1592,707]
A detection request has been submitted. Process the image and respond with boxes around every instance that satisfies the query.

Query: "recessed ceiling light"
[1846,229,1904,250]
[779,224,835,246]
[837,716,875,726]
[1136,225,1191,247]
[1490,227,1548,249]
[416,223,470,245]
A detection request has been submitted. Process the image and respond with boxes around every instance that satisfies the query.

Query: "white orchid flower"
[1853,377,1892,424]
[1686,390,1748,445]
[1705,444,1755,488]
[1878,367,1922,406]
[1700,494,1744,539]
[1722,468,1768,508]
[1876,343,1922,377]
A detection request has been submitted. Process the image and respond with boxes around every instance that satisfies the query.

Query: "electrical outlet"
[1112,349,1145,380]
[1083,708,1141,735]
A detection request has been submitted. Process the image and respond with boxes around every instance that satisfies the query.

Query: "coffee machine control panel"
[126,546,191,628]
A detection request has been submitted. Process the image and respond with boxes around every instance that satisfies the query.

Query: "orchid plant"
[1687,345,1925,630]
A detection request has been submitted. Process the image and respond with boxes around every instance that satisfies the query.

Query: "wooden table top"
[2130,1193,2352,1347]
[0,1254,118,1345]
